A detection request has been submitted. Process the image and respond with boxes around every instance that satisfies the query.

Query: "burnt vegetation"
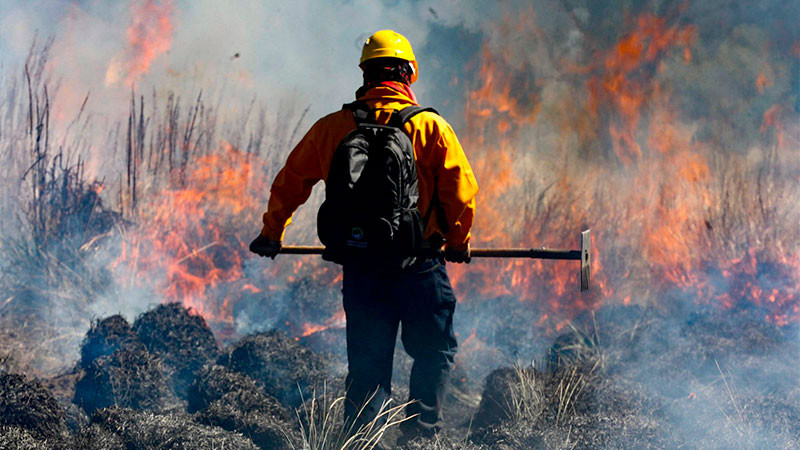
[132,303,220,398]
[2,301,799,449]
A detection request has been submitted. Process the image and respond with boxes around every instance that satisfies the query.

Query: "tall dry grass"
[0,42,311,374]
[297,385,414,450]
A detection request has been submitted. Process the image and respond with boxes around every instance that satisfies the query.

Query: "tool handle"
[276,230,590,291]
[471,248,581,259]
[277,246,581,260]
[278,245,325,255]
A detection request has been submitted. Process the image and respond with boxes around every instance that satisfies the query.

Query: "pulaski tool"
[278,229,592,292]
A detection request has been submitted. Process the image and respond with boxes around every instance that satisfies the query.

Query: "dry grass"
[505,360,542,422]
[553,365,590,427]
[297,384,415,450]
[0,40,312,375]
[712,359,756,447]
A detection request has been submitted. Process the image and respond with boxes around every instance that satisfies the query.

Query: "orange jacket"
[260,85,478,250]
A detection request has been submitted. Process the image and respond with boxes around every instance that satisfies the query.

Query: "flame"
[301,310,346,337]
[114,142,263,327]
[755,72,771,94]
[106,0,174,86]
[108,7,799,346]
[587,14,696,164]
[761,104,785,148]
[446,8,799,329]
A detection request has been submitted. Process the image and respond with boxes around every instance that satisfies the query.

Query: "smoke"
[0,0,456,129]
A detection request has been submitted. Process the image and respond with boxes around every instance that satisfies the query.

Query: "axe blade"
[580,229,591,291]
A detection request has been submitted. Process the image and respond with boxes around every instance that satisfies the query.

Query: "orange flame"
[755,72,771,94]
[114,142,263,326]
[587,14,696,164]
[446,8,799,330]
[106,0,174,86]
[301,310,346,337]
[113,8,800,345]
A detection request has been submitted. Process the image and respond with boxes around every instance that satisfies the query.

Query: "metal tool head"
[580,229,591,291]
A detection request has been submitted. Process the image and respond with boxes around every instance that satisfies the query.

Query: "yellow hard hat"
[360,29,418,83]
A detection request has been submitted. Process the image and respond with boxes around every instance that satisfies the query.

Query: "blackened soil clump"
[6,302,799,449]
[0,426,51,450]
[187,364,261,413]
[196,389,298,449]
[91,407,259,450]
[189,363,300,449]
[80,314,139,369]
[73,340,174,415]
[217,329,333,407]
[466,305,800,449]
[0,372,68,442]
[133,303,220,398]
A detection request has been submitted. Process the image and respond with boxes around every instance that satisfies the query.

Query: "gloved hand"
[444,242,471,264]
[249,235,281,259]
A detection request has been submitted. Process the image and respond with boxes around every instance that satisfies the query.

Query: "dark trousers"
[342,256,458,434]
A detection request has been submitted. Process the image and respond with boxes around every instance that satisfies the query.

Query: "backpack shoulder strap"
[392,105,439,126]
[394,105,448,234]
[342,101,371,124]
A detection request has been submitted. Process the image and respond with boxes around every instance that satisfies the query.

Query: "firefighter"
[250,29,478,442]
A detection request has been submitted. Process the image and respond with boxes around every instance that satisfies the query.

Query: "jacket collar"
[355,83,419,106]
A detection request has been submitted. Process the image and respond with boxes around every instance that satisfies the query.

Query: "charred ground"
[2,301,798,449]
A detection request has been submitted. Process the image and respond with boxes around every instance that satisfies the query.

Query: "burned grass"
[67,423,126,450]
[195,389,299,449]
[73,341,175,415]
[472,366,541,429]
[186,363,262,413]
[0,372,68,442]
[217,329,334,407]
[472,353,677,448]
[467,304,800,449]
[132,303,219,399]
[3,300,800,449]
[90,406,259,449]
[0,426,50,450]
[45,370,90,432]
[80,315,139,370]
[188,363,299,449]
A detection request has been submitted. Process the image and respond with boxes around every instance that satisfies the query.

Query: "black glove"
[249,235,281,259]
[444,242,471,264]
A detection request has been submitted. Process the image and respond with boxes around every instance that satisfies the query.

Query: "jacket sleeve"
[260,121,325,241]
[435,121,479,249]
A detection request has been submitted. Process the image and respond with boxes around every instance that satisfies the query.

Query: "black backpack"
[317,101,438,268]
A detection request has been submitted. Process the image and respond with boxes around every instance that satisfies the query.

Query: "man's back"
[261,84,477,248]
[250,29,477,444]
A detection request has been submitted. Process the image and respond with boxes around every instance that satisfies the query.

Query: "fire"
[761,105,785,148]
[755,72,771,94]
[106,0,174,86]
[446,7,799,331]
[104,6,798,347]
[587,14,696,164]
[447,40,538,298]
[300,310,346,337]
[114,143,264,328]
[112,134,350,340]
